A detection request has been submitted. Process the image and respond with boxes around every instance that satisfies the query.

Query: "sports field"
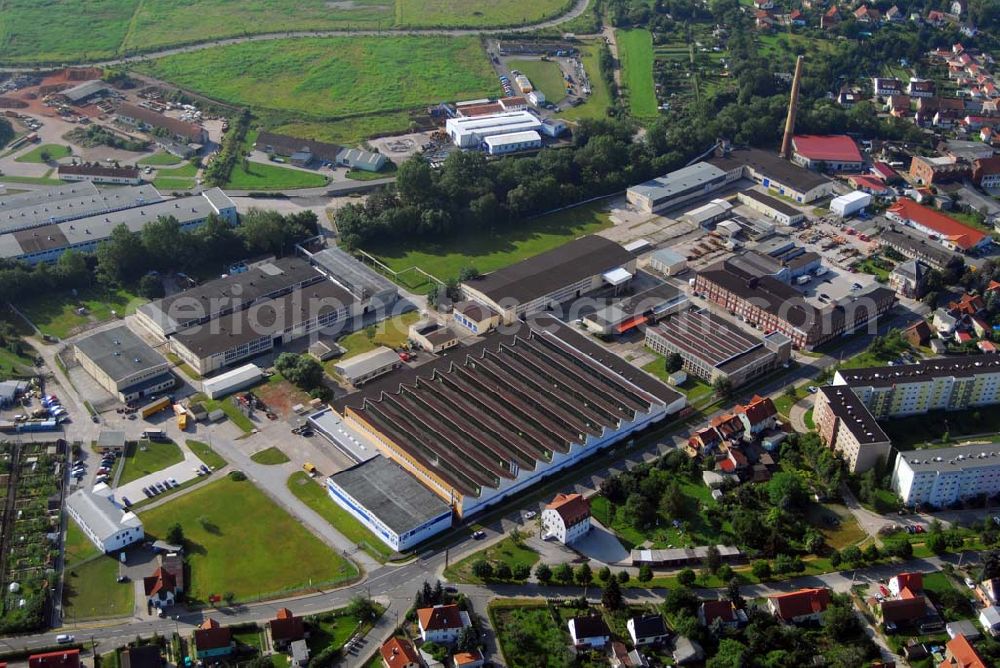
[138,36,497,120]
[395,0,569,27]
[617,29,657,118]
[0,0,572,65]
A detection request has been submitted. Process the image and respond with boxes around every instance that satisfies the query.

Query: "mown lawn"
[62,555,133,621]
[14,144,73,163]
[367,201,612,284]
[617,29,657,118]
[395,0,569,27]
[250,446,290,465]
[141,476,358,602]
[287,471,394,562]
[118,439,184,486]
[328,312,419,371]
[138,152,184,166]
[17,286,146,339]
[64,517,100,565]
[444,536,539,583]
[224,160,328,190]
[560,41,613,122]
[138,36,498,120]
[186,440,226,470]
[509,59,568,103]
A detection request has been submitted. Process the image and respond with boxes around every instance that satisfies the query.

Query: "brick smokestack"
[780,55,805,160]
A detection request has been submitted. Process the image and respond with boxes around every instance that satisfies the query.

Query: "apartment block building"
[891,443,1000,507]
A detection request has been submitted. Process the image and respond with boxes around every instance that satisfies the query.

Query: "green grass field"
[186,440,227,469]
[138,37,498,121]
[0,0,139,64]
[138,152,183,166]
[250,446,290,465]
[64,517,100,565]
[14,144,73,164]
[560,41,613,122]
[272,113,417,146]
[17,286,146,339]
[118,440,184,485]
[62,555,133,621]
[617,29,657,118]
[332,312,419,364]
[151,176,196,192]
[0,173,63,186]
[509,59,568,104]
[141,476,358,602]
[366,200,612,283]
[224,160,328,190]
[395,0,568,27]
[444,536,539,583]
[287,472,394,561]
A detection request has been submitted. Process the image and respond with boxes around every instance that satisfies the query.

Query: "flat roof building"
[627,163,730,214]
[461,235,634,324]
[201,363,263,399]
[483,130,542,155]
[445,111,542,149]
[814,385,891,473]
[255,132,343,163]
[887,198,990,252]
[892,442,1000,508]
[334,315,686,517]
[709,147,836,203]
[736,189,805,225]
[581,282,689,336]
[74,325,174,403]
[66,485,144,553]
[305,246,399,312]
[326,456,454,552]
[58,163,141,186]
[0,183,160,235]
[61,80,112,104]
[334,347,402,386]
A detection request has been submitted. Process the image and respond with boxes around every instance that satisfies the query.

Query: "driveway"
[572,520,630,566]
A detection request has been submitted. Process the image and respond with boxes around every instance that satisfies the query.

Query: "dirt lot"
[254,378,311,420]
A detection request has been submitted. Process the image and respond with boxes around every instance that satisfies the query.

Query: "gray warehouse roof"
[75,325,169,384]
[0,181,99,210]
[328,456,451,535]
[67,487,142,542]
[899,442,1000,473]
[463,235,631,304]
[629,162,728,205]
[0,183,161,234]
[62,80,111,103]
[308,247,398,302]
[334,346,399,381]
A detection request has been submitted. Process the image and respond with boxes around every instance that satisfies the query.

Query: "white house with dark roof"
[541,492,591,544]
[568,616,611,648]
[627,614,670,646]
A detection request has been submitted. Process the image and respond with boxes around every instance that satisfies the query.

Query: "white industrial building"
[484,130,542,155]
[648,248,688,276]
[681,199,733,228]
[334,347,402,386]
[202,363,263,399]
[67,485,144,553]
[627,163,731,214]
[891,443,1000,507]
[445,111,542,148]
[74,325,174,403]
[830,191,872,218]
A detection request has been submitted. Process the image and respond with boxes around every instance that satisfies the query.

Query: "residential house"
[193,619,234,661]
[902,320,933,347]
[888,95,911,117]
[568,615,611,649]
[979,605,1000,636]
[909,80,938,98]
[874,78,904,97]
[878,596,932,630]
[453,650,484,668]
[821,6,840,28]
[142,567,177,609]
[975,577,1000,606]
[119,645,162,668]
[380,638,421,668]
[973,155,1000,188]
[948,293,985,316]
[689,426,723,454]
[268,608,305,650]
[855,5,880,22]
[541,492,591,544]
[627,614,671,646]
[934,308,960,334]
[886,5,904,21]
[939,634,988,668]
[698,600,746,629]
[767,587,831,624]
[978,340,997,353]
[752,0,774,8]
[889,572,923,597]
[417,605,469,644]
[787,9,806,25]
[29,652,80,668]
[889,259,929,298]
[734,395,778,437]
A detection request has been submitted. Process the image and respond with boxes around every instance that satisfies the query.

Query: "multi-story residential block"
[891,443,1000,507]
[814,386,892,473]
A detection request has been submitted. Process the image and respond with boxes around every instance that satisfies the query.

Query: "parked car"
[56,635,74,644]
[808,386,819,394]
[473,530,486,540]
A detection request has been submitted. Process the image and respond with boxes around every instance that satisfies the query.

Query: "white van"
[56,634,74,644]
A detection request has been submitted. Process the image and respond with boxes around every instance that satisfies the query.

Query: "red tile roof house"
[948,293,986,316]
[417,604,470,644]
[453,649,484,668]
[767,587,832,624]
[940,633,989,668]
[889,572,924,597]
[790,135,864,172]
[697,600,747,629]
[541,492,591,545]
[143,567,178,609]
[29,651,80,668]
[886,199,990,253]
[734,395,778,437]
[380,637,421,668]
[193,619,235,661]
[268,608,306,650]
[568,615,612,649]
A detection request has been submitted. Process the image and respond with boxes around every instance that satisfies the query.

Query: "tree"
[274,353,324,390]
[718,564,733,582]
[842,546,862,565]
[926,532,948,554]
[659,481,690,520]
[713,376,733,399]
[666,352,684,373]
[602,574,623,610]
[705,545,722,574]
[575,563,593,586]
[707,639,748,668]
[347,594,376,620]
[767,471,807,510]
[535,563,552,583]
[512,563,531,580]
[751,560,771,580]
[727,578,745,610]
[829,550,842,568]
[165,523,184,545]
[617,570,630,584]
[472,560,493,580]
[495,563,512,580]
[456,626,479,654]
[597,566,611,582]
[554,563,573,584]
[622,492,656,529]
[823,601,861,639]
[863,544,881,562]
[678,568,697,587]
[638,564,653,582]
[138,273,165,299]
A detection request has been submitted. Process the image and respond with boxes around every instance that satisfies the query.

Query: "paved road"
[0,0,593,72]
